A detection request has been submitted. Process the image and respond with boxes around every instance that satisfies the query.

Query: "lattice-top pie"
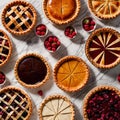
[2,0,37,35]
[88,0,120,19]
[43,0,80,25]
[0,29,12,67]
[86,28,120,69]
[0,86,32,120]
[39,95,75,120]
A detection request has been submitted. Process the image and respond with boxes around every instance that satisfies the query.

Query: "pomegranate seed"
[38,90,43,96]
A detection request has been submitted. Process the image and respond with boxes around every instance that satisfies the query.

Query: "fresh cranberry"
[117,74,120,82]
[38,90,43,96]
[0,71,5,84]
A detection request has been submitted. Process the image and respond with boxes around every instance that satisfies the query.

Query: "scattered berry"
[38,90,43,96]
[117,74,120,82]
[0,71,5,84]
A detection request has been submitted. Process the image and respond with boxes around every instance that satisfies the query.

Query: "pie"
[0,86,32,120]
[39,95,75,120]
[85,28,120,69]
[0,29,12,67]
[88,0,120,19]
[2,0,37,35]
[14,53,50,88]
[43,0,80,25]
[54,56,89,92]
[83,85,120,120]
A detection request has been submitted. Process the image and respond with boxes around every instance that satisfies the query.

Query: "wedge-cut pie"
[43,0,80,25]
[0,86,32,120]
[85,28,120,69]
[39,95,74,120]
[88,0,120,19]
[2,0,37,35]
[0,29,12,67]
[54,56,89,92]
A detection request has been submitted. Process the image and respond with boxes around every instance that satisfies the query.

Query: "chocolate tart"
[0,29,12,67]
[85,28,120,69]
[43,0,80,25]
[83,85,120,120]
[2,0,37,35]
[39,95,75,120]
[0,86,32,120]
[88,0,120,19]
[54,56,89,92]
[14,53,50,88]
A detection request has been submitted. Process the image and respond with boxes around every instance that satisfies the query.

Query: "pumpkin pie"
[14,53,50,88]
[2,0,37,35]
[88,0,120,19]
[85,28,120,69]
[0,29,12,67]
[0,86,32,120]
[54,56,89,92]
[39,95,75,120]
[43,0,80,25]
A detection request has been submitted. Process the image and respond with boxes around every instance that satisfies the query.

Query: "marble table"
[0,0,120,120]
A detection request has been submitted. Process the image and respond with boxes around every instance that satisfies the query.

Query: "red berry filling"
[117,74,120,82]
[44,36,61,52]
[64,26,77,38]
[86,90,120,120]
[38,90,43,96]
[36,24,47,36]
[0,71,5,84]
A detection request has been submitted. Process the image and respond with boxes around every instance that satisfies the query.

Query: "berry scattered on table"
[0,71,5,84]
[117,74,120,82]
[38,90,43,96]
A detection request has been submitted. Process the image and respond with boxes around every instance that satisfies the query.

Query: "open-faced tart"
[0,29,12,67]
[54,56,89,92]
[85,28,120,69]
[0,86,32,120]
[83,85,120,120]
[43,0,80,25]
[88,0,120,19]
[14,53,50,88]
[39,95,75,120]
[2,0,37,35]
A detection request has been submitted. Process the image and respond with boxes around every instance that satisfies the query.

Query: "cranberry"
[0,71,5,84]
[38,90,43,96]
[117,74,120,82]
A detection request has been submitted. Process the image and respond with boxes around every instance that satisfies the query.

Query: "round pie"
[83,85,120,120]
[0,29,12,67]
[85,28,120,69]
[14,53,50,88]
[88,0,120,19]
[0,86,32,120]
[39,95,75,120]
[43,0,80,25]
[54,56,89,92]
[2,0,37,35]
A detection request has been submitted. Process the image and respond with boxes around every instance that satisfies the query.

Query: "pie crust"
[88,0,120,19]
[14,53,50,88]
[43,0,81,25]
[0,86,32,120]
[39,95,75,120]
[2,0,37,35]
[85,28,120,69]
[0,29,12,67]
[54,56,89,92]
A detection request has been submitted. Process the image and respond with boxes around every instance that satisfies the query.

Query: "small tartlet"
[14,53,50,88]
[39,94,75,120]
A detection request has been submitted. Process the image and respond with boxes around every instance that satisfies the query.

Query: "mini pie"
[0,29,12,67]
[54,56,89,92]
[88,0,120,19]
[43,0,81,25]
[83,85,120,120]
[85,28,120,69]
[0,86,32,120]
[14,53,50,88]
[39,95,75,120]
[2,0,37,35]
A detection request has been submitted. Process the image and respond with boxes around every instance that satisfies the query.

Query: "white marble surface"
[0,0,120,120]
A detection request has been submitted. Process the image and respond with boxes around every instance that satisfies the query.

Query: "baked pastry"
[43,0,80,25]
[14,53,50,88]
[85,28,120,69]
[0,29,12,67]
[39,95,75,120]
[0,86,32,120]
[54,56,89,92]
[2,0,37,35]
[83,85,120,120]
[88,0,120,19]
